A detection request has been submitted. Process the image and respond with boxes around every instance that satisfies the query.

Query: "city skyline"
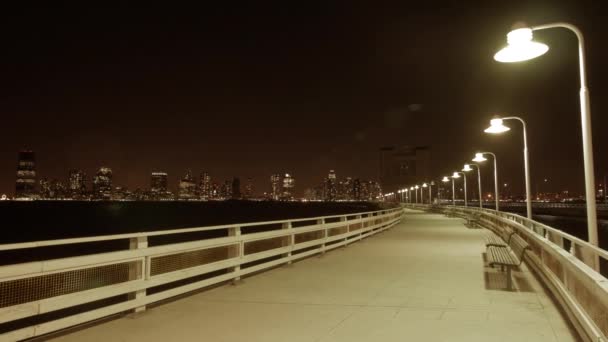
[0,3,607,199]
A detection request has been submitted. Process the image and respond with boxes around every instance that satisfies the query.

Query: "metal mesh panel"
[150,245,232,276]
[0,261,138,308]
[294,231,324,244]
[244,237,288,255]
[328,226,347,237]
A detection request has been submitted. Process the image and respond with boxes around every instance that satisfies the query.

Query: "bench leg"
[506,267,512,291]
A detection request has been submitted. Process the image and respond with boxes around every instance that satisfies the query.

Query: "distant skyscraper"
[93,167,113,199]
[151,172,168,193]
[15,150,37,199]
[199,172,212,199]
[325,170,337,201]
[232,177,241,199]
[68,169,87,198]
[39,178,51,199]
[270,174,281,200]
[222,180,232,199]
[179,169,197,199]
[282,173,295,200]
[244,178,253,199]
[353,178,362,201]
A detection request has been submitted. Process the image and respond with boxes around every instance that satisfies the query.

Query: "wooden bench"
[486,234,529,290]
[485,228,515,247]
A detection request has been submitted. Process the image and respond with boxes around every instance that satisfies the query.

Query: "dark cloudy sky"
[0,1,606,196]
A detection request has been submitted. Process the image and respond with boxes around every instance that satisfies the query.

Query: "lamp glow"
[494,28,549,63]
[442,176,449,182]
[462,164,473,172]
[452,172,460,179]
[415,185,419,189]
[422,183,428,187]
[484,118,511,134]
[472,153,487,162]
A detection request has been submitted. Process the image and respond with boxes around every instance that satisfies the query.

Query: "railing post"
[129,236,148,314]
[356,215,363,240]
[318,218,326,257]
[229,226,243,284]
[283,221,293,265]
[341,216,348,247]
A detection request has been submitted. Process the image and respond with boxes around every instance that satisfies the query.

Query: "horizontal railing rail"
[404,203,608,342]
[0,207,404,341]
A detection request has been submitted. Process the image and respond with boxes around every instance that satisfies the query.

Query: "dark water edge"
[0,200,395,244]
[530,214,608,250]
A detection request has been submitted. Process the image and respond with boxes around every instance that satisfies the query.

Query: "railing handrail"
[420,204,608,261]
[0,207,402,252]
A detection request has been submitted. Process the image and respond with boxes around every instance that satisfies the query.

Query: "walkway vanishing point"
[49,209,579,342]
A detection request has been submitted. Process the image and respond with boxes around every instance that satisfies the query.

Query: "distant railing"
[405,203,608,342]
[434,199,608,210]
[0,207,404,341]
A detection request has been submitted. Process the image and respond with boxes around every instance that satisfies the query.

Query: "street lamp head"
[430,181,435,186]
[494,28,549,63]
[415,185,419,189]
[442,176,450,182]
[462,164,473,172]
[410,187,414,190]
[452,172,461,179]
[472,152,487,162]
[422,183,428,187]
[484,118,511,134]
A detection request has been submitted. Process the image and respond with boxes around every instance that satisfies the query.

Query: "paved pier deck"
[52,209,579,342]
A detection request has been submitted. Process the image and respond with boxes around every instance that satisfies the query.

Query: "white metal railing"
[405,203,608,342]
[0,207,404,341]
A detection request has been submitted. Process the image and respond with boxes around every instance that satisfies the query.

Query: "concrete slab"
[51,209,580,342]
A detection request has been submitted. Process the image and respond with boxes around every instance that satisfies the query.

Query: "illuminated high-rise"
[93,167,113,199]
[270,174,281,200]
[68,169,87,198]
[199,172,212,199]
[325,170,337,201]
[15,150,37,199]
[151,172,168,195]
[179,169,197,200]
[244,178,253,199]
[282,173,295,200]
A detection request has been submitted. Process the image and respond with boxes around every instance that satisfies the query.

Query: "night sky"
[0,2,606,196]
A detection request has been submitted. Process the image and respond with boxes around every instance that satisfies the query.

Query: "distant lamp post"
[473,152,499,211]
[452,171,466,207]
[485,116,531,219]
[429,181,435,203]
[442,176,450,204]
[414,185,419,204]
[494,23,597,247]
[410,187,415,204]
[463,163,482,209]
[422,183,428,204]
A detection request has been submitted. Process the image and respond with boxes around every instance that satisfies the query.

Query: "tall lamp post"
[463,164,482,209]
[414,185,419,204]
[410,187,415,204]
[494,24,597,246]
[485,117,531,219]
[442,176,451,205]
[473,152,499,211]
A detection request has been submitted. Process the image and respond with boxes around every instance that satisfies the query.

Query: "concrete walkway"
[53,209,580,342]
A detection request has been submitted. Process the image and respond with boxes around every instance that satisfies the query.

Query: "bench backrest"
[509,234,529,262]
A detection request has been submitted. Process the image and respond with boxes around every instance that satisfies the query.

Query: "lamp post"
[427,181,434,204]
[494,24,597,245]
[442,176,450,205]
[463,164,482,209]
[414,185,419,204]
[410,187,415,204]
[422,183,428,204]
[473,152,499,211]
[485,117,531,219]
[453,171,467,206]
